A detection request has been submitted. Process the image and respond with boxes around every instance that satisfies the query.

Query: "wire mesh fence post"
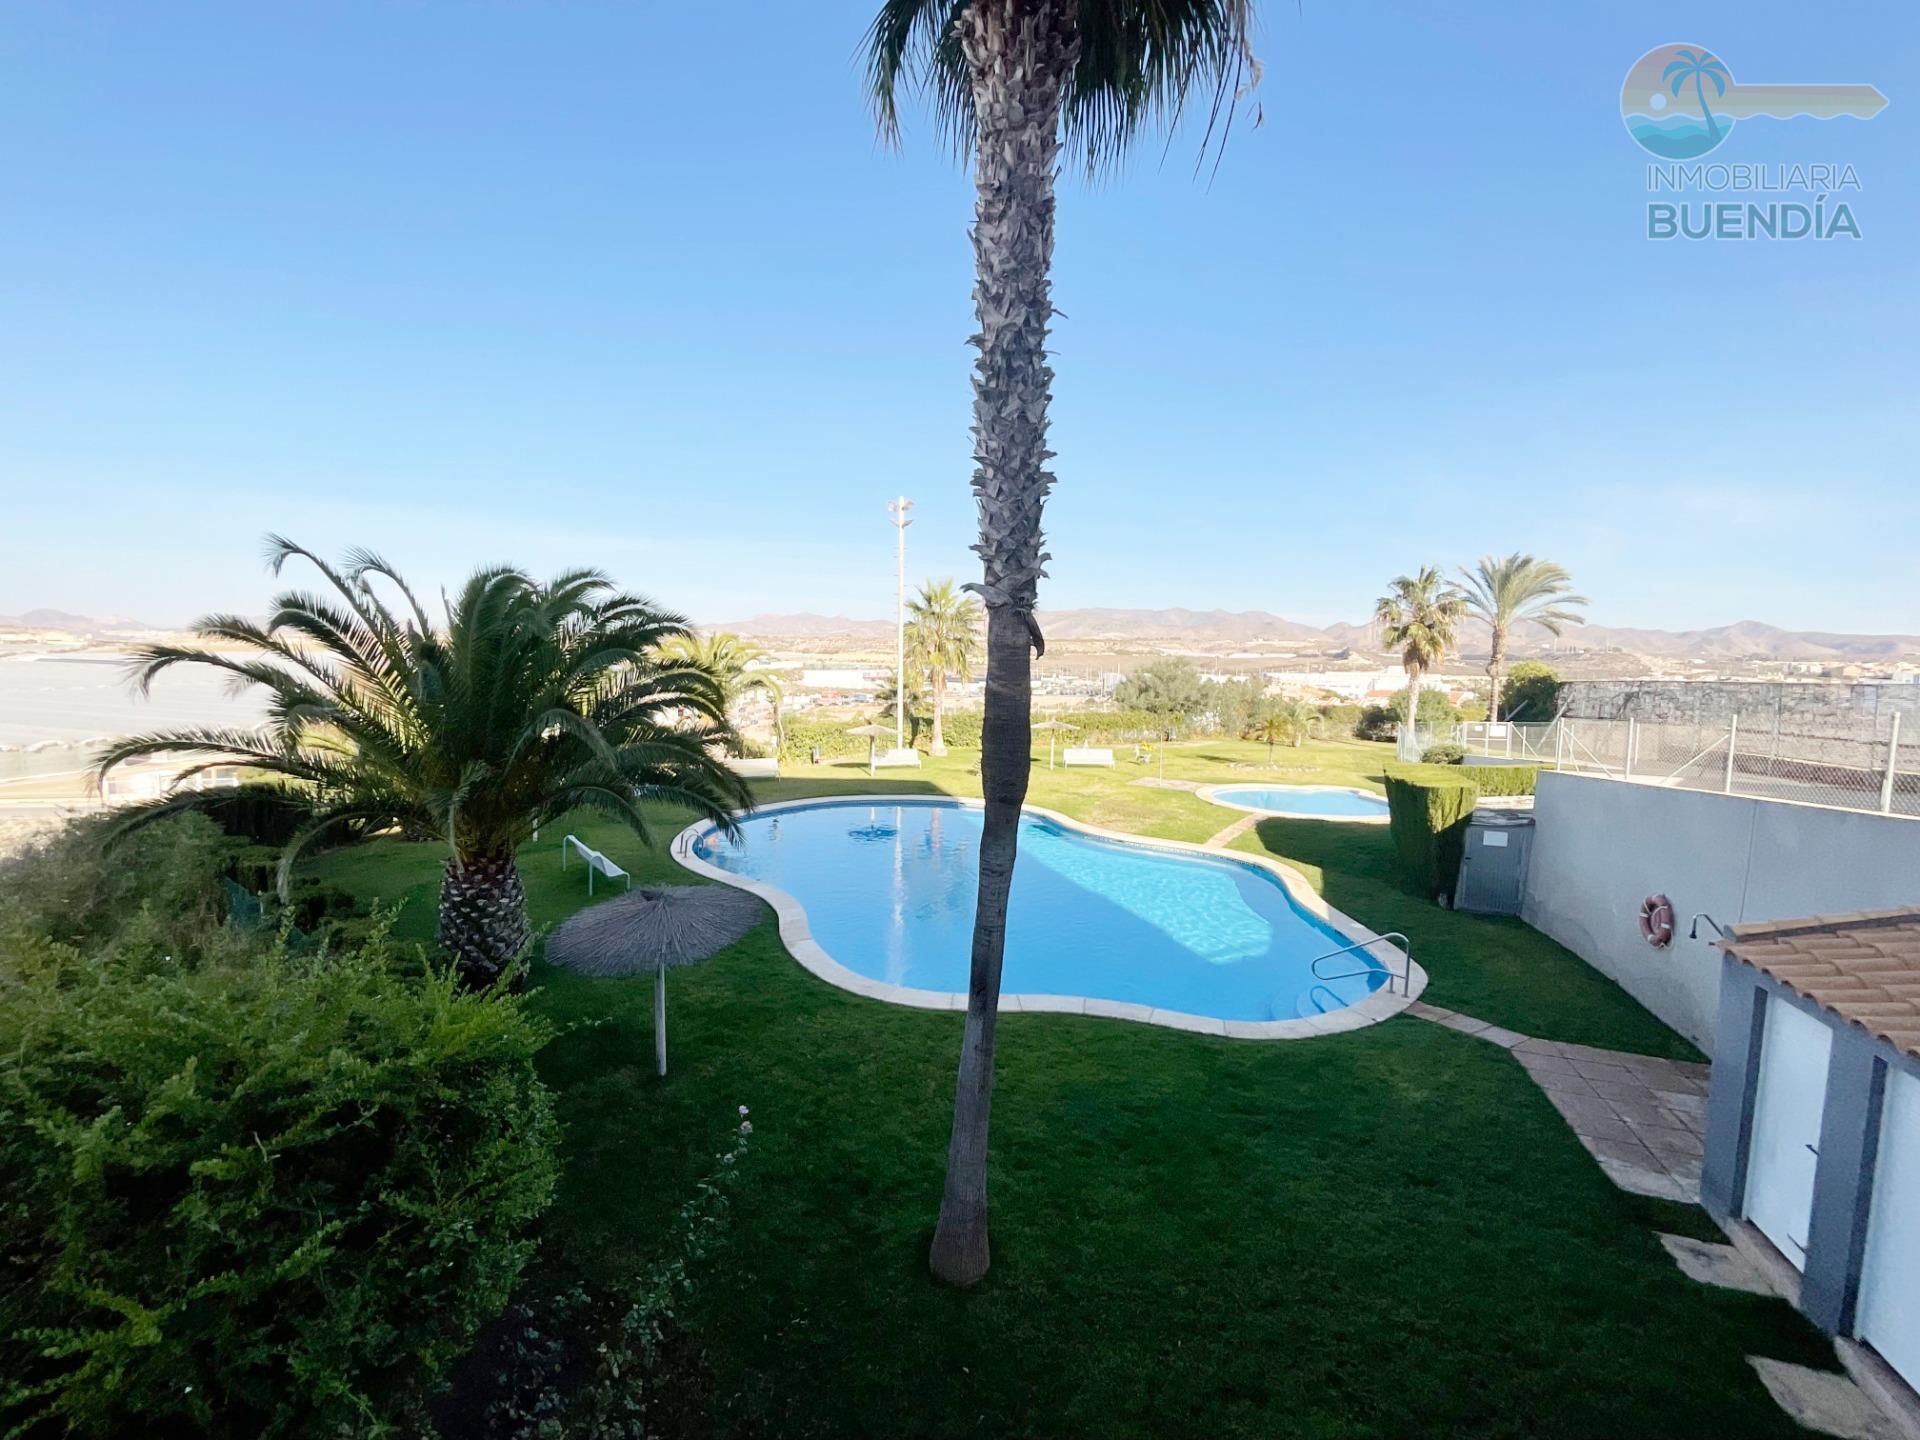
[1624,718,1637,778]
[1883,712,1903,815]
[1723,713,1739,794]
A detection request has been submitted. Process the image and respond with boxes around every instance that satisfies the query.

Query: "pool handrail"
[1309,932,1413,995]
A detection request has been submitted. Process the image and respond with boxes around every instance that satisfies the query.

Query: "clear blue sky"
[1,1,1913,632]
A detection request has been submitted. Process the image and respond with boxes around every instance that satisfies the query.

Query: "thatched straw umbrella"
[545,884,761,1075]
[843,721,896,775]
[1031,719,1079,769]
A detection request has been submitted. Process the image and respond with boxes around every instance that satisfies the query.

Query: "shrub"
[776,718,872,764]
[0,935,559,1438]
[1500,660,1563,722]
[1322,703,1364,738]
[1464,762,1540,797]
[926,708,983,750]
[1388,687,1461,726]
[1383,765,1480,903]
[1421,743,1467,765]
[1355,704,1395,741]
[0,814,236,964]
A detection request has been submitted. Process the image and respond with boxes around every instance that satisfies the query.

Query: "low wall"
[1521,772,1920,1047]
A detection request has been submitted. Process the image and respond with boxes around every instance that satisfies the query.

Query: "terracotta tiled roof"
[1717,907,1920,1062]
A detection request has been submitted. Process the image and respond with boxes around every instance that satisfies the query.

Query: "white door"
[1744,997,1833,1270]
[1856,1066,1920,1390]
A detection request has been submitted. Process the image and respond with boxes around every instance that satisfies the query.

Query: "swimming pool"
[1202,784,1391,822]
[674,797,1420,1038]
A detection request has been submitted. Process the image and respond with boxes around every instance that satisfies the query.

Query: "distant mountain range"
[0,608,160,635]
[713,607,1920,663]
[8,606,1917,664]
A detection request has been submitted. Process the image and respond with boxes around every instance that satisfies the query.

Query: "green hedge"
[777,717,874,763]
[1462,762,1540,797]
[1383,766,1481,903]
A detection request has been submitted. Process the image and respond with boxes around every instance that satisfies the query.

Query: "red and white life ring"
[1638,893,1676,948]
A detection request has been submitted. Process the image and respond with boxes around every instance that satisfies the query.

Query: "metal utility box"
[1454,810,1535,916]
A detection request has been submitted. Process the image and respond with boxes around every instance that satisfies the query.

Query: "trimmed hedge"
[1462,762,1540,797]
[777,718,874,764]
[1383,766,1481,903]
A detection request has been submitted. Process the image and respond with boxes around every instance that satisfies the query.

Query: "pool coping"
[669,794,1426,1041]
[1198,782,1393,826]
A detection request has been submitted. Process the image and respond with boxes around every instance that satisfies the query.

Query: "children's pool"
[1202,785,1391,821]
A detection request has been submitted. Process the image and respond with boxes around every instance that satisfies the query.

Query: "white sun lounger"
[561,834,631,895]
[1063,747,1116,767]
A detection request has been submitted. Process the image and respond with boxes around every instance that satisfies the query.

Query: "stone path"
[1406,1004,1913,1440]
[1201,814,1261,850]
[1406,1001,1710,1202]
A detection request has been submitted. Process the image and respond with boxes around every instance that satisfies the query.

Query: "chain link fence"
[1423,713,1917,818]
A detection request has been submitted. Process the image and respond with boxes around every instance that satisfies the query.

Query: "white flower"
[738,1104,750,1117]
[739,1121,753,1135]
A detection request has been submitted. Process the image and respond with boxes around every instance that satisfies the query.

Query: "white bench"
[873,747,922,769]
[725,756,780,779]
[561,834,631,895]
[1063,747,1115,767]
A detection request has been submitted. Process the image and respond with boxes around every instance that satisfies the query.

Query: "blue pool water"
[1207,786,1390,819]
[691,799,1387,1021]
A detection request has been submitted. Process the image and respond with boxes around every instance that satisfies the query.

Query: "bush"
[1500,660,1563,722]
[927,707,982,750]
[1421,743,1467,765]
[1322,703,1364,738]
[776,718,872,764]
[0,935,559,1437]
[1383,765,1480,903]
[1464,762,1540,797]
[0,814,237,965]
[1355,704,1395,742]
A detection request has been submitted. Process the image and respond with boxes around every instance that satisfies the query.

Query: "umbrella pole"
[654,962,667,1077]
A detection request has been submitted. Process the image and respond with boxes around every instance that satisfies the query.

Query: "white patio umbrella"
[844,721,896,775]
[544,884,762,1076]
[1031,719,1080,769]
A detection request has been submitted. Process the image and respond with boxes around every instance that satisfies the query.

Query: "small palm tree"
[1663,49,1730,144]
[1273,697,1320,749]
[655,630,786,755]
[1374,567,1468,738]
[1245,710,1288,764]
[1456,554,1587,721]
[906,579,983,756]
[97,538,752,989]
[869,0,1261,1287]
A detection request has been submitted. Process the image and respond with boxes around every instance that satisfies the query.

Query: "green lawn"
[307,739,1835,1437]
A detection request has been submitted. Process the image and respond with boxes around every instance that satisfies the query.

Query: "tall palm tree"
[906,579,984,756]
[1663,49,1730,145]
[655,630,786,755]
[1456,554,1587,721]
[1374,567,1468,738]
[96,538,751,988]
[869,0,1260,1287]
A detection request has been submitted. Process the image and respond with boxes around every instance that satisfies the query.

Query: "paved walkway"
[1201,814,1261,849]
[1406,1000,1710,1203]
[1405,1005,1913,1440]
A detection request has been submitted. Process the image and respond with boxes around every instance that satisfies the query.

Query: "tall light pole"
[888,496,914,751]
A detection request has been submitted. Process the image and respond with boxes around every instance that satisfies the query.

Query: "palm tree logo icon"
[1619,43,1886,160]
[1662,49,1731,149]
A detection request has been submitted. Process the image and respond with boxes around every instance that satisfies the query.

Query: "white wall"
[1522,773,1920,1047]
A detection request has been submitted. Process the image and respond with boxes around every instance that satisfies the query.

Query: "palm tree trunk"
[437,854,532,989]
[929,0,1075,1291]
[1487,628,1506,723]
[930,669,949,756]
